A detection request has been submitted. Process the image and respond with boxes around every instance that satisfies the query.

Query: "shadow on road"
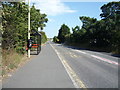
[62,44,120,58]
[111,54,120,58]
[30,50,41,55]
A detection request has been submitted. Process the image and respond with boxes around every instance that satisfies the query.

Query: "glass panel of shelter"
[30,30,41,55]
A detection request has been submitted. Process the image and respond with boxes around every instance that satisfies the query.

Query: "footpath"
[2,42,74,88]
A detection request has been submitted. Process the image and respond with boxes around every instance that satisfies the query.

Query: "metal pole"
[28,0,30,58]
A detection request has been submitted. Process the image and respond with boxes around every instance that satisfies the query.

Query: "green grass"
[2,49,26,76]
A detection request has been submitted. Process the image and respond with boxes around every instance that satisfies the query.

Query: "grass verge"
[2,49,27,79]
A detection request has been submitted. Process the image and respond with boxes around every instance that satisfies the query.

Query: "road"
[2,41,119,88]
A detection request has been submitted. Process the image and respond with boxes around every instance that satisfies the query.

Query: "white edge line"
[75,50,87,55]
[50,43,79,88]
[91,55,118,65]
[73,49,118,65]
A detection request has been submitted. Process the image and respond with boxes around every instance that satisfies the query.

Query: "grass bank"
[2,49,27,78]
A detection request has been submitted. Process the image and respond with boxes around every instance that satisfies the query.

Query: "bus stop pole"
[28,0,30,58]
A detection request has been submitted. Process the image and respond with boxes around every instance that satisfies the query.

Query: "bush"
[53,36,59,43]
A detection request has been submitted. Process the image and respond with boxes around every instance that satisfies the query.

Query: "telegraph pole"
[28,0,30,58]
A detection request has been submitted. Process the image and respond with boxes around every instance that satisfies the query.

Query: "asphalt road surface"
[2,41,119,88]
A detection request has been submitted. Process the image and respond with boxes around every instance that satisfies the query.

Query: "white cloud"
[48,18,55,22]
[29,0,77,16]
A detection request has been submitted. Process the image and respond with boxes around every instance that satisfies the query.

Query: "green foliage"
[100,1,120,19]
[2,49,25,76]
[57,24,71,43]
[2,2,48,54]
[30,5,48,31]
[54,1,120,54]
[1,2,48,77]
[53,36,59,43]
[100,1,120,53]
[40,31,48,44]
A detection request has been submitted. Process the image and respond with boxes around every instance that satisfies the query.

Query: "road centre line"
[69,52,78,58]
[72,49,118,66]
[50,43,87,88]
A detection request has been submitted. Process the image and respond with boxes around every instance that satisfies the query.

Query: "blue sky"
[44,2,108,38]
[28,0,113,38]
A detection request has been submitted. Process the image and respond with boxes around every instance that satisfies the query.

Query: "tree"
[2,2,28,52]
[100,1,120,53]
[100,1,120,19]
[53,36,59,43]
[39,31,47,44]
[79,16,97,43]
[2,2,48,54]
[70,26,85,43]
[30,5,48,31]
[57,24,71,43]
[89,20,111,47]
[54,1,120,54]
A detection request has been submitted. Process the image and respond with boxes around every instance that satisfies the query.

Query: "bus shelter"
[30,30,41,55]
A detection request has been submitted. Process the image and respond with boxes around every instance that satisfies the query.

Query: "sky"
[27,0,118,38]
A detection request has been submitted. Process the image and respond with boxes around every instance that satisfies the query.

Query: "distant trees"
[57,24,71,43]
[53,36,59,43]
[40,31,48,44]
[54,1,120,54]
[2,2,48,54]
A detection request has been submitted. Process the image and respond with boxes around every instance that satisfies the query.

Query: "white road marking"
[73,49,118,66]
[69,52,78,58]
[91,55,118,65]
[74,50,88,55]
[50,43,87,88]
[8,74,12,77]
